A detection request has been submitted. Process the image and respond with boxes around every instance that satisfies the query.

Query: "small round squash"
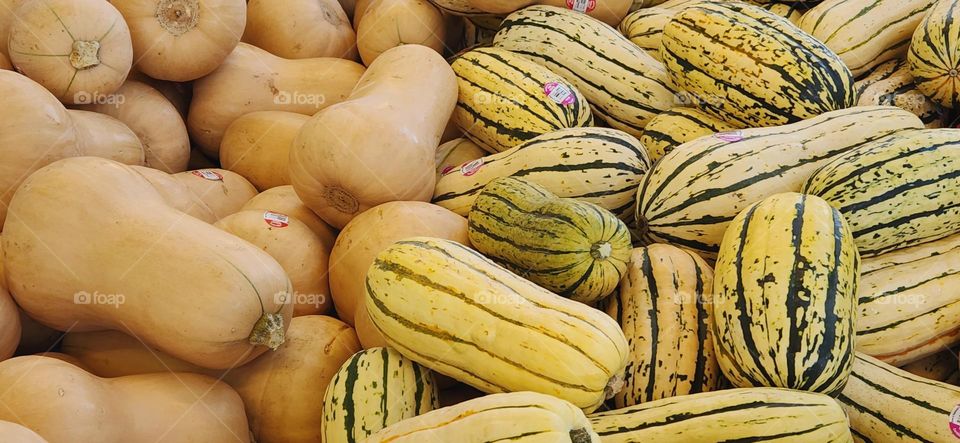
[243,0,357,59]
[356,0,446,65]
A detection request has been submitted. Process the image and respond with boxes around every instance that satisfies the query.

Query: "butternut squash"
[354,303,388,348]
[329,201,469,325]
[0,356,250,443]
[130,166,218,223]
[241,185,338,246]
[436,137,486,180]
[2,157,292,369]
[0,0,27,58]
[7,0,132,103]
[188,42,365,157]
[0,253,19,361]
[75,80,191,173]
[66,110,145,166]
[14,312,61,356]
[466,0,630,25]
[290,44,457,228]
[356,0,446,65]
[173,168,259,220]
[216,209,333,316]
[0,52,11,70]
[243,0,357,60]
[110,0,246,81]
[220,111,308,191]
[0,70,80,228]
[0,421,47,443]
[127,69,191,119]
[35,352,88,370]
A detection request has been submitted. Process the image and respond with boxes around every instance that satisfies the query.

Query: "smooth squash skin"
[243,0,357,60]
[0,421,48,443]
[0,52,11,70]
[354,302,388,348]
[0,0,27,58]
[0,356,250,443]
[172,168,259,220]
[290,44,457,228]
[110,0,246,82]
[241,185,338,246]
[2,157,292,369]
[7,0,133,103]
[0,241,19,361]
[220,111,309,191]
[130,166,219,223]
[66,110,145,166]
[467,0,630,25]
[188,42,366,157]
[356,0,446,65]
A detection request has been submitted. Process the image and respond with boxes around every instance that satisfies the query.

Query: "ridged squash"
[365,237,629,411]
[618,7,679,62]
[661,2,855,127]
[713,192,859,395]
[637,107,739,161]
[604,244,721,408]
[468,177,632,303]
[322,347,439,443]
[909,0,960,109]
[750,1,808,24]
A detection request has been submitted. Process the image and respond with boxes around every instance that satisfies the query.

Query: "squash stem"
[69,40,100,69]
[156,0,200,36]
[604,371,625,400]
[248,312,285,350]
[569,428,593,443]
[590,241,613,260]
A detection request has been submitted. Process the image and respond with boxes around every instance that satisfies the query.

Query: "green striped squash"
[838,353,960,442]
[635,106,923,258]
[434,127,650,222]
[364,237,629,411]
[855,233,960,366]
[493,5,676,137]
[713,192,859,395]
[618,7,675,61]
[637,107,739,161]
[900,348,960,383]
[661,2,855,127]
[909,0,960,109]
[799,0,937,77]
[604,244,721,408]
[802,128,960,257]
[857,63,942,128]
[749,1,809,25]
[468,177,631,303]
[321,347,438,443]
[367,391,601,442]
[451,47,592,153]
[588,388,853,442]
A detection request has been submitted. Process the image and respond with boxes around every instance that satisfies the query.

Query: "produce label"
[263,211,290,228]
[192,170,224,181]
[566,0,595,12]
[715,130,744,142]
[441,165,456,175]
[951,404,960,438]
[460,159,484,177]
[543,82,576,106]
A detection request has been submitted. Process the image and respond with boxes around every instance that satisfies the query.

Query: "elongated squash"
[636,106,924,258]
[322,347,439,442]
[365,237,629,411]
[173,168,259,221]
[802,128,960,257]
[130,166,218,223]
[856,63,942,128]
[909,0,960,109]
[661,2,855,127]
[588,387,853,442]
[855,59,905,93]
[434,127,649,222]
[366,391,601,442]
[494,6,676,137]
[220,111,308,191]
[451,47,592,153]
[638,107,739,161]
[67,110,145,166]
[0,261,19,361]
[618,7,678,62]
[750,1,808,24]
[468,177,632,303]
[839,353,960,442]
[604,244,720,408]
[713,192,859,395]
[356,0,446,65]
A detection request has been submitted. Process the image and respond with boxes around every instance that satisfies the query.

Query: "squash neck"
[156,0,200,36]
[70,40,101,70]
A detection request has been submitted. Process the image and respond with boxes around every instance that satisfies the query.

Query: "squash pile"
[2,0,960,442]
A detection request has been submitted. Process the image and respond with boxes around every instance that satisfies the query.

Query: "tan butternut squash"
[14,312,60,356]
[220,111,308,191]
[436,137,486,180]
[290,44,457,228]
[0,420,48,443]
[7,0,132,103]
[66,110,145,166]
[34,352,88,370]
[241,185,338,246]
[188,42,365,156]
[0,70,80,228]
[467,0,629,25]
[75,80,191,173]
[2,157,292,369]
[188,148,219,170]
[356,0,446,65]
[0,356,250,443]
[328,201,468,325]
[0,0,27,57]
[244,0,357,60]
[127,69,191,119]
[0,52,11,70]
[0,258,19,361]
[173,168,259,220]
[354,301,388,348]
[110,0,246,81]
[130,166,218,223]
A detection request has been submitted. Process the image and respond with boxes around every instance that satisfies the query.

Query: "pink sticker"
[191,170,224,181]
[460,159,484,176]
[715,130,744,142]
[543,82,576,106]
[566,0,596,12]
[950,404,960,438]
[263,211,290,228]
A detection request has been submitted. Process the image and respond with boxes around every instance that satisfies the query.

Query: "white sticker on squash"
[715,130,744,142]
[191,170,223,181]
[566,0,595,12]
[263,211,289,228]
[543,82,575,106]
[460,159,484,177]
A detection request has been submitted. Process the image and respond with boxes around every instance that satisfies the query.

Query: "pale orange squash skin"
[130,166,218,223]
[244,0,357,60]
[220,111,309,191]
[0,420,48,443]
[356,0,446,65]
[14,311,61,356]
[0,240,19,361]
[354,304,388,348]
[242,185,339,247]
[67,110,145,166]
[172,168,259,220]
[468,0,630,24]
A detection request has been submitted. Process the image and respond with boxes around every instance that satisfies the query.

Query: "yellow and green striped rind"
[493,5,676,137]
[900,348,960,383]
[618,7,686,62]
[468,177,632,303]
[588,388,853,442]
[635,106,924,258]
[749,1,810,25]
[366,391,601,443]
[637,107,740,161]
[909,0,960,109]
[802,128,960,257]
[854,59,906,93]
[799,0,937,77]
[321,347,438,443]
[451,46,592,153]
[364,237,629,411]
[838,353,960,442]
[661,2,856,127]
[713,192,859,395]
[856,64,942,127]
[604,244,721,408]
[854,233,960,366]
[434,127,650,223]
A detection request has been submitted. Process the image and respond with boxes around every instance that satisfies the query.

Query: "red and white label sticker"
[543,82,575,106]
[460,159,484,176]
[263,211,290,228]
[566,0,595,12]
[715,130,744,142]
[191,170,224,181]
[950,404,960,438]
